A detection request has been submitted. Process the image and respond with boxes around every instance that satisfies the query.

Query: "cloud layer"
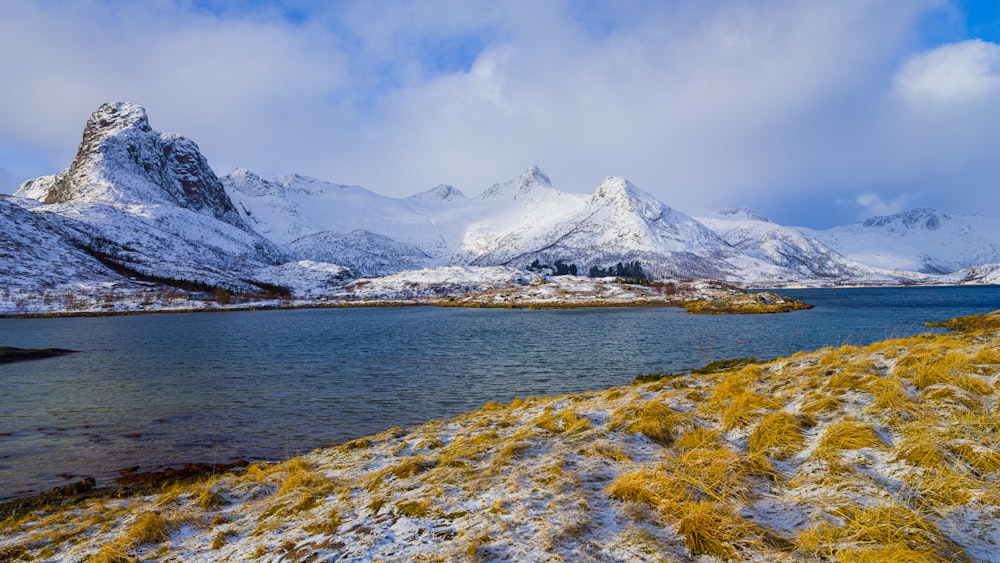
[1,0,998,227]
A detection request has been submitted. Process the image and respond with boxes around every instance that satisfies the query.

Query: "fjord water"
[1,286,997,499]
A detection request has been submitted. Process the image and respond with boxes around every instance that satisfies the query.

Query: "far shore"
[0,293,811,320]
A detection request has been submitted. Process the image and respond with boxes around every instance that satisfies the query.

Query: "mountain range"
[4,102,1000,299]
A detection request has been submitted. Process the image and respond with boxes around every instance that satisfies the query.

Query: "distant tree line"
[588,261,647,282]
[526,258,649,283]
[527,259,578,276]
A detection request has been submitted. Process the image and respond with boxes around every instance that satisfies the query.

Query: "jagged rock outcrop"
[9,102,288,291]
[20,102,246,229]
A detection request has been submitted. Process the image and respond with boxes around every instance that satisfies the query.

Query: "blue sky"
[1,0,999,228]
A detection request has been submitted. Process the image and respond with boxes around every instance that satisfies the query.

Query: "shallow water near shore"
[0,285,997,500]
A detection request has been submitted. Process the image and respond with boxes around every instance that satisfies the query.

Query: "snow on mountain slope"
[289,230,432,277]
[945,265,1000,285]
[458,166,589,264]
[0,196,119,289]
[20,102,246,228]
[15,103,1000,296]
[226,166,795,283]
[224,169,462,268]
[225,165,591,275]
[251,261,352,297]
[698,210,918,283]
[484,176,791,282]
[12,102,289,290]
[225,170,450,246]
[27,201,287,289]
[809,208,1000,274]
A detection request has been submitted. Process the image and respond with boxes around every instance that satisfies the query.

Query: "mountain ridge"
[5,102,1000,303]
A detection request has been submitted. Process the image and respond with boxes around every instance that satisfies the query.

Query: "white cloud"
[1,0,998,227]
[856,192,909,218]
[894,39,1000,103]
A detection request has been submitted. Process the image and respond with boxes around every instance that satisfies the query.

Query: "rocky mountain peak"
[411,184,465,201]
[225,168,275,197]
[718,207,771,222]
[87,102,151,135]
[592,176,632,199]
[481,165,554,198]
[592,176,641,204]
[519,165,551,188]
[35,102,247,229]
[590,176,669,223]
[861,208,953,232]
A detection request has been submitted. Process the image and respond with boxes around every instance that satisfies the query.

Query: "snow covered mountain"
[476,175,788,281]
[7,101,1000,301]
[11,102,288,291]
[806,208,1000,274]
[697,210,919,283]
[0,196,119,289]
[225,165,802,282]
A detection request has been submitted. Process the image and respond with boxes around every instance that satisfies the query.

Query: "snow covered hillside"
[698,209,925,284]
[227,165,808,283]
[0,196,117,289]
[6,101,1000,308]
[10,102,288,292]
[805,208,1000,274]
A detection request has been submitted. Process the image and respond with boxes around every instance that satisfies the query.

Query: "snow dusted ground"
[0,283,286,317]
[0,267,719,317]
[3,316,999,561]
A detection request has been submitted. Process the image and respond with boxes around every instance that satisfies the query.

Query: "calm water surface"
[1,286,997,499]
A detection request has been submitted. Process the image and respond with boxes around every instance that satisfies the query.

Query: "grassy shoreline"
[2,310,998,560]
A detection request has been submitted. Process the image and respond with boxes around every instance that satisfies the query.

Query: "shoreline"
[0,461,251,521]
[0,299,680,320]
[2,311,998,560]
[0,290,819,320]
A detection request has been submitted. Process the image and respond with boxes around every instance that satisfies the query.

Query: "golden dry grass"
[952,443,1000,474]
[835,545,946,563]
[675,427,721,451]
[125,512,171,545]
[675,501,766,559]
[707,367,757,404]
[867,377,913,414]
[396,499,432,518]
[533,408,592,435]
[801,393,844,415]
[927,310,1000,332]
[195,484,227,510]
[895,440,949,470]
[748,411,804,458]
[89,540,139,563]
[814,421,885,459]
[720,391,780,431]
[609,399,686,444]
[604,471,660,506]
